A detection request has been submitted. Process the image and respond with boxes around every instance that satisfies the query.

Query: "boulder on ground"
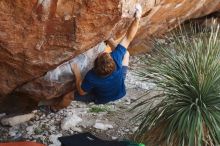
[1,113,35,126]
[0,0,220,113]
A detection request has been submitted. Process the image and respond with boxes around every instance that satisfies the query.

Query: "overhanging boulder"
[0,0,220,113]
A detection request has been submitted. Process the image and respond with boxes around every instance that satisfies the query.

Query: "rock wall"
[0,0,122,97]
[129,0,220,54]
[0,0,220,113]
[16,42,105,101]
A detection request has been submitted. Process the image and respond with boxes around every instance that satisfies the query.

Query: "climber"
[70,4,142,104]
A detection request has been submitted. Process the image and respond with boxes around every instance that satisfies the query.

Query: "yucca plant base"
[134,25,220,146]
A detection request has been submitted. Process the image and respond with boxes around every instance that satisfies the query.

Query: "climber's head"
[94,52,116,77]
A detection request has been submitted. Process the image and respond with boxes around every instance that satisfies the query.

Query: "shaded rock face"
[16,43,105,101]
[0,43,105,114]
[0,0,220,113]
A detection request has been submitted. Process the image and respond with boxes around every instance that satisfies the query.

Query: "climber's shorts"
[74,66,128,103]
[122,66,128,80]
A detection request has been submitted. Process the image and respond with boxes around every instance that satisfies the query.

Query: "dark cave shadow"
[0,93,38,116]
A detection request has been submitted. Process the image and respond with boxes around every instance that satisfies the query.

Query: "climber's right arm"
[120,4,142,49]
[105,38,117,50]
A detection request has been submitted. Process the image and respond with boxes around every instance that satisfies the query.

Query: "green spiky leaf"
[132,24,220,146]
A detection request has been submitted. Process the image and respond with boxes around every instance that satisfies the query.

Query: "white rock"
[71,127,82,132]
[8,125,20,137]
[124,129,130,132]
[32,110,38,114]
[0,113,6,119]
[61,114,82,130]
[58,110,64,114]
[66,111,74,116]
[80,119,95,128]
[132,126,138,133]
[35,115,39,120]
[49,134,62,146]
[93,123,113,130]
[69,130,74,134]
[40,114,45,119]
[49,145,58,146]
[112,136,118,140]
[1,113,35,126]
[26,125,36,135]
[125,98,131,105]
[9,130,16,137]
[50,126,56,131]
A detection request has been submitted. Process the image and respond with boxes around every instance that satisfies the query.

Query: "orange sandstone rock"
[0,0,220,113]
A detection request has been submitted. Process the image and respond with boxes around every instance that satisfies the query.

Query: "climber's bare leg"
[122,51,130,66]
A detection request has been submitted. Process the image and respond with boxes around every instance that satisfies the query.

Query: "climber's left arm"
[71,64,87,96]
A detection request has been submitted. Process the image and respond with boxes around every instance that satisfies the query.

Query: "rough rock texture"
[0,0,220,113]
[0,0,121,97]
[129,0,220,54]
[0,43,105,114]
[16,43,105,101]
[1,113,35,126]
[61,113,82,130]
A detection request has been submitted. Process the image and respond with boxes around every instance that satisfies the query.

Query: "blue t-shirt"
[81,44,127,104]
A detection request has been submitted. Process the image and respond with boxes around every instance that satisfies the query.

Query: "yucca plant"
[133,24,220,146]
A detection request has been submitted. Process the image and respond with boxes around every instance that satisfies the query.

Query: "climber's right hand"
[135,3,142,19]
[71,63,80,77]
